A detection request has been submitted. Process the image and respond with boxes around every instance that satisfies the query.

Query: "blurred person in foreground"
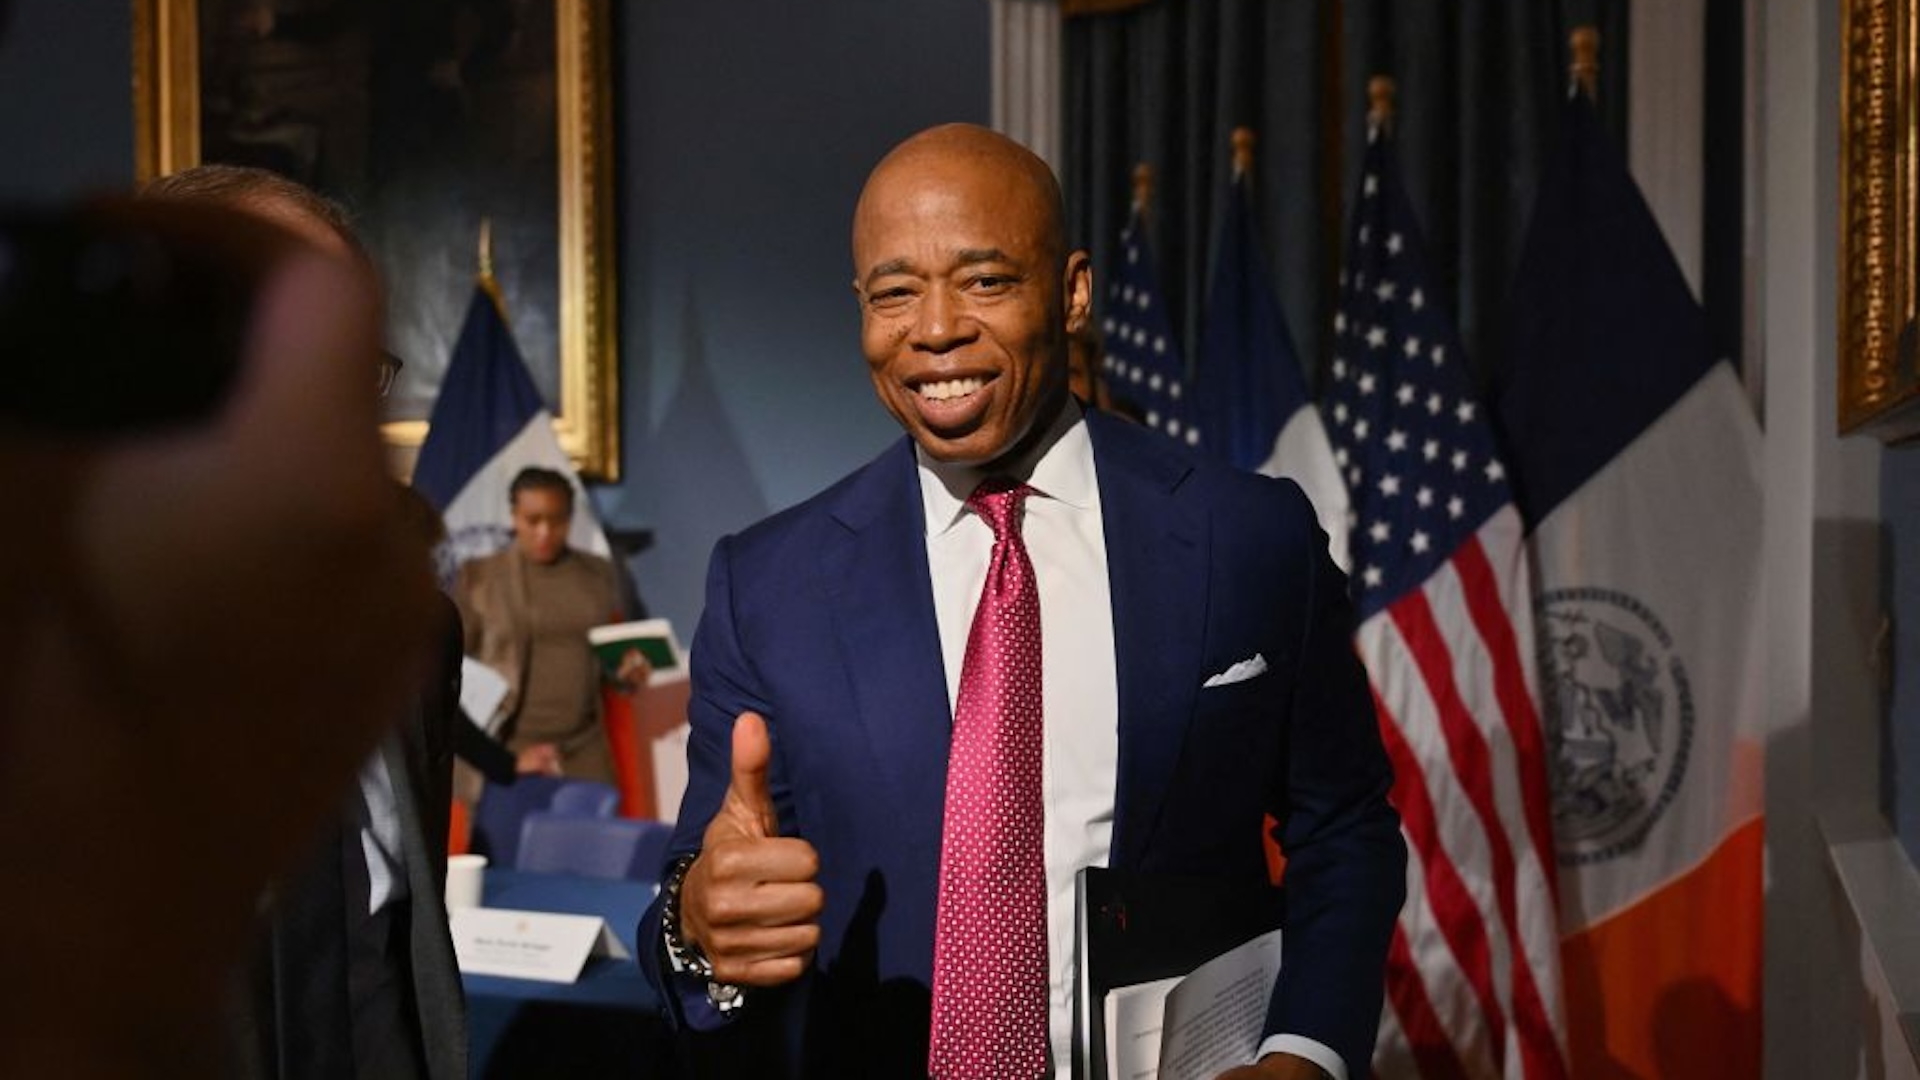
[455,465,651,785]
[0,200,436,1073]
[640,124,1404,1080]
[138,164,466,1080]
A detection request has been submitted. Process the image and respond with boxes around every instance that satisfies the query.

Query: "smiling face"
[852,126,1092,468]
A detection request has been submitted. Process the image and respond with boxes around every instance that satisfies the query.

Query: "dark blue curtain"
[1063,0,1641,392]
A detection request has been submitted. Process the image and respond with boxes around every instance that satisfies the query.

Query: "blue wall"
[606,1,989,630]
[0,0,990,634]
[1881,446,1920,865]
[0,0,132,197]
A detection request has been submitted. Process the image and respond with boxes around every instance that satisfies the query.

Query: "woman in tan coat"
[455,467,645,784]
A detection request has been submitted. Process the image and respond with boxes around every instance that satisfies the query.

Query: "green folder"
[587,618,684,681]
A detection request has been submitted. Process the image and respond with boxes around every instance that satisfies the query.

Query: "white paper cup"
[445,853,488,910]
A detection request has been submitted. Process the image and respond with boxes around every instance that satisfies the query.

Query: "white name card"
[451,907,631,983]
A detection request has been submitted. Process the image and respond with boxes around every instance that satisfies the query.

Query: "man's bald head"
[854,124,1068,273]
[850,124,1093,468]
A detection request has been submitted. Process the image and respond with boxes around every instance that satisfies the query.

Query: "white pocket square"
[1203,653,1269,688]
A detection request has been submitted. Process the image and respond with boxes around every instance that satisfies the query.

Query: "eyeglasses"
[378,352,405,399]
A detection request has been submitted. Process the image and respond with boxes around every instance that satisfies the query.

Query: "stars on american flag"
[1320,149,1514,615]
[1102,215,1199,447]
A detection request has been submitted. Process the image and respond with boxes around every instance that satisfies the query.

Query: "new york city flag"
[1493,91,1765,1079]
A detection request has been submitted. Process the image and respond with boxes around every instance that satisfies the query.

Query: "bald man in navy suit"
[639,125,1405,1080]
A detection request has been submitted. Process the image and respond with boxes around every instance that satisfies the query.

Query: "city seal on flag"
[1536,587,1696,867]
[438,521,516,584]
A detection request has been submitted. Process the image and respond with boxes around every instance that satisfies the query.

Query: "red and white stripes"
[1363,506,1566,1080]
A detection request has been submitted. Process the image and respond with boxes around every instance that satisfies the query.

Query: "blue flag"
[1494,95,1721,529]
[1195,173,1305,472]
[413,282,607,569]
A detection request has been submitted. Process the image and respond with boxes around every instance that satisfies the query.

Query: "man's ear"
[1063,250,1093,334]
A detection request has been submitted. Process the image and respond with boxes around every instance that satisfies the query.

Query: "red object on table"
[601,688,652,819]
[449,797,471,856]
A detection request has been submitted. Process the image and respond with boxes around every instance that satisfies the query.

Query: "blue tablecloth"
[464,869,676,1077]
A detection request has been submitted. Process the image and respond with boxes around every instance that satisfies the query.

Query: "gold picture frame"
[1841,0,1920,440]
[131,0,621,479]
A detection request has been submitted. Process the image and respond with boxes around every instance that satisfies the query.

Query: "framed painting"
[1842,0,1920,441]
[132,0,621,479]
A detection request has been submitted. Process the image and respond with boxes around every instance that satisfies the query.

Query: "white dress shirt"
[916,402,1346,1080]
[356,745,408,916]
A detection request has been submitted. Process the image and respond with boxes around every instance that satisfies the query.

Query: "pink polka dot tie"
[928,479,1049,1080]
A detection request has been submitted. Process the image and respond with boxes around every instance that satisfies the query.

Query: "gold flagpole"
[1231,127,1256,181]
[1570,26,1601,100]
[1368,75,1397,135]
[477,217,508,316]
[1131,162,1154,223]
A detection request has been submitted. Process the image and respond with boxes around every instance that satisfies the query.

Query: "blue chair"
[470,775,568,869]
[548,779,621,818]
[472,777,623,868]
[515,813,674,881]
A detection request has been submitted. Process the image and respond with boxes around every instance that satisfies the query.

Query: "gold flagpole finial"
[1368,76,1397,132]
[476,217,507,314]
[478,217,495,282]
[1230,127,1256,179]
[1131,163,1154,217]
[1570,27,1600,99]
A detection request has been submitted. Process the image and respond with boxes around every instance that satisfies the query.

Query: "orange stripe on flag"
[1261,813,1288,885]
[1561,817,1763,1079]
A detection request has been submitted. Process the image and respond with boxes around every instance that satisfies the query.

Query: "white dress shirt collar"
[915,398,1096,537]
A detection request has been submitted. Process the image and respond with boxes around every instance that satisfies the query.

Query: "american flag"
[1322,127,1567,1079]
[1100,206,1199,447]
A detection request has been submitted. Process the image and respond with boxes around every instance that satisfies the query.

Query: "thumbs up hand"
[679,712,824,987]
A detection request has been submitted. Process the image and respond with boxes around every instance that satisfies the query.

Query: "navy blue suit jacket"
[640,411,1405,1077]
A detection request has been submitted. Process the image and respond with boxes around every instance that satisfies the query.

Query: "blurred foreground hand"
[0,202,436,1077]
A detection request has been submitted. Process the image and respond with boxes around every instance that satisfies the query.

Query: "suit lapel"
[1088,414,1210,869]
[822,439,954,827]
